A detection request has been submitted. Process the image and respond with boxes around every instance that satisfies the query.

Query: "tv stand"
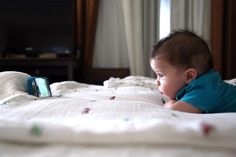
[0,58,81,83]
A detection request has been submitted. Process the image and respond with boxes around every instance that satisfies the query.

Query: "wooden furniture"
[211,0,236,79]
[0,58,81,83]
[0,0,129,84]
[0,0,85,83]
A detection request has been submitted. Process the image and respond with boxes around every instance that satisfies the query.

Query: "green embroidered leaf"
[30,124,43,137]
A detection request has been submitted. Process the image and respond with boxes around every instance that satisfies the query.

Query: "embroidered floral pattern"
[30,124,43,137]
[200,122,215,136]
[81,107,91,114]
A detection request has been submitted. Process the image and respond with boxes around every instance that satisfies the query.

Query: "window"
[159,0,171,39]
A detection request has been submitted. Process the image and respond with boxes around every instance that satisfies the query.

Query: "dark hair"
[150,30,213,75]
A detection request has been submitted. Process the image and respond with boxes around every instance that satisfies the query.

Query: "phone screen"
[35,78,51,97]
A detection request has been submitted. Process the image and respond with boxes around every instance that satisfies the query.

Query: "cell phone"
[27,77,52,97]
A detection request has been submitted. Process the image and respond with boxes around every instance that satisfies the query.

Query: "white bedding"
[0,71,236,157]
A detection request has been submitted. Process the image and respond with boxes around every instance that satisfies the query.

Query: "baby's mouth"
[159,90,163,95]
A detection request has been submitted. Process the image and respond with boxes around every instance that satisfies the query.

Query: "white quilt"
[0,71,236,157]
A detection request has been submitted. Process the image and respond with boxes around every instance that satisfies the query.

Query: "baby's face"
[150,57,187,99]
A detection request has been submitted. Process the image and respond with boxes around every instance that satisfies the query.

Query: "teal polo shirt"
[176,70,236,113]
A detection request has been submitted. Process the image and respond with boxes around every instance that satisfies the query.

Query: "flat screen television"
[0,0,76,58]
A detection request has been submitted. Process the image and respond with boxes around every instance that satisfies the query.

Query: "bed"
[0,71,236,157]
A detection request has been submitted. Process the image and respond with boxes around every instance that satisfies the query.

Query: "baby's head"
[150,30,213,99]
[151,30,213,75]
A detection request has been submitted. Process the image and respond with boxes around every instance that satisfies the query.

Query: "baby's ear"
[185,68,198,84]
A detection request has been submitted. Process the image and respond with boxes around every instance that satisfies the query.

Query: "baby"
[150,30,236,113]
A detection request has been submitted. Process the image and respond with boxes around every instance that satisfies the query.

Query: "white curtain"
[93,0,129,68]
[171,0,211,43]
[140,0,160,76]
[122,0,145,76]
[93,0,160,77]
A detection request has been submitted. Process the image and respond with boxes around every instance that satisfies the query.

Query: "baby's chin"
[161,92,175,100]
[158,89,175,100]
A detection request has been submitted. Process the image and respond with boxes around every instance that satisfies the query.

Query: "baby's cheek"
[159,85,168,95]
[161,85,176,99]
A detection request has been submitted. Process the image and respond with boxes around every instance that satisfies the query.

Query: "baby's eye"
[157,73,164,78]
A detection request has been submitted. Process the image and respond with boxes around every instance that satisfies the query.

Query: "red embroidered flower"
[81,107,91,114]
[201,122,215,136]
[110,96,116,100]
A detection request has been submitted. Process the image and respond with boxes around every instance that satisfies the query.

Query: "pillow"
[0,71,31,100]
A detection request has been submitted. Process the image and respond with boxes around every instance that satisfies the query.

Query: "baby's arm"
[163,100,202,113]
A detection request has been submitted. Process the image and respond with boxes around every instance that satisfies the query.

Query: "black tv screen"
[0,0,75,57]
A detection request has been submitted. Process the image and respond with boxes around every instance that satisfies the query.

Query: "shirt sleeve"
[178,85,216,113]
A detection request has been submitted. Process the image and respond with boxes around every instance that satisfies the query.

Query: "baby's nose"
[156,79,160,86]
